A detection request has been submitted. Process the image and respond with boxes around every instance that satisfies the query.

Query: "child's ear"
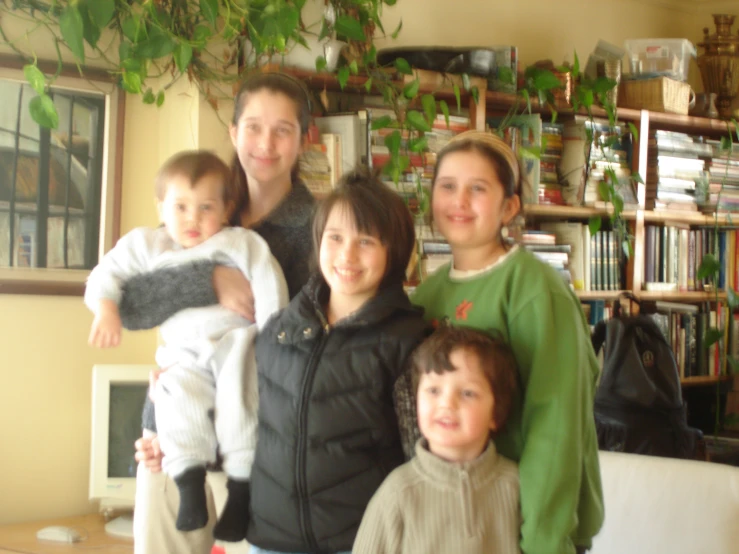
[502,194,521,226]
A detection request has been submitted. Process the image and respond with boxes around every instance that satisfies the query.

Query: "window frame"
[0,55,124,296]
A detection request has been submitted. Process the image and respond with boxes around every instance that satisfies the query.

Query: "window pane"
[47,215,86,269]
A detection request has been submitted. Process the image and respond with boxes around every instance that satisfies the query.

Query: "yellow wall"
[0,0,720,524]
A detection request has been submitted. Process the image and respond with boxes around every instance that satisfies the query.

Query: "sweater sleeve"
[508,290,596,554]
[118,260,218,330]
[235,230,289,330]
[352,481,403,554]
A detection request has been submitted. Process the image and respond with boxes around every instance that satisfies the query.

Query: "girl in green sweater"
[409,130,604,554]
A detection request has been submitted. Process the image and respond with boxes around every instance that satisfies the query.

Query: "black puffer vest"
[247,276,427,553]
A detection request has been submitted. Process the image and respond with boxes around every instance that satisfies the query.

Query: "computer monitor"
[89,364,155,538]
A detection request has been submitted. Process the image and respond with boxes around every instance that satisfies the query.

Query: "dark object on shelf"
[377,46,518,93]
[592,294,702,459]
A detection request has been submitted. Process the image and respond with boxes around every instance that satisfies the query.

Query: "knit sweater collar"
[255,180,315,230]
[413,438,501,489]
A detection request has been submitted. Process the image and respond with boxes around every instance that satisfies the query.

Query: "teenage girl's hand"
[134,432,164,473]
[88,299,122,348]
[213,265,255,321]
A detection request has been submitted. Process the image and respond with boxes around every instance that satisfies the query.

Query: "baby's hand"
[89,300,122,348]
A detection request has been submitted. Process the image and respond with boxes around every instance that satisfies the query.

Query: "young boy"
[353,325,521,554]
[84,151,288,534]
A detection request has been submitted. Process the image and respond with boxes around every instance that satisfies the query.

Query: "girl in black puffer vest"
[223,167,429,553]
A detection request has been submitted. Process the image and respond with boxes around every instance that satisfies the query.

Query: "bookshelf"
[278,66,738,384]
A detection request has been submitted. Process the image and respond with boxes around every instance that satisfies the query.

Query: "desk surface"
[0,513,133,554]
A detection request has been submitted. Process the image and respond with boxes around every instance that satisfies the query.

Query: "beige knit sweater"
[353,439,521,554]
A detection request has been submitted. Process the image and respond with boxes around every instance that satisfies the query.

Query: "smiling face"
[432,149,520,270]
[319,202,388,321]
[157,172,226,248]
[417,347,497,463]
[229,88,304,192]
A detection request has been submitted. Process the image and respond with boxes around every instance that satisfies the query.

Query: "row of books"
[644,226,739,293]
[647,301,736,378]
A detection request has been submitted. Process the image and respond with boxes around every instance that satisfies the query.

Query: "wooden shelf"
[642,210,738,226]
[576,290,626,300]
[638,290,726,302]
[525,204,638,220]
[680,375,733,387]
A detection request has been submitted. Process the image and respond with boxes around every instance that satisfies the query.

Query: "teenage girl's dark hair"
[312,165,416,290]
[229,72,312,224]
[155,150,232,204]
[411,324,518,432]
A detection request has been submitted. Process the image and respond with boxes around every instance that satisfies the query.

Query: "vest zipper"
[296,314,330,551]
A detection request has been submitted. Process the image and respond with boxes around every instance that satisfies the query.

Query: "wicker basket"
[619,77,692,115]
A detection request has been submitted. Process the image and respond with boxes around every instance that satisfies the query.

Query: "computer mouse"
[36,525,83,543]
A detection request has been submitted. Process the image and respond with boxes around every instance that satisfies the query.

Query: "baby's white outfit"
[85,226,288,480]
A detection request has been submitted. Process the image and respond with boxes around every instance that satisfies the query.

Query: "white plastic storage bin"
[624,38,696,82]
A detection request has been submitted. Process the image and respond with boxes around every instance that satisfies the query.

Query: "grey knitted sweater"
[117,181,316,432]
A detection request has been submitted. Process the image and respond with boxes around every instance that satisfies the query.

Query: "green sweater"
[411,246,604,554]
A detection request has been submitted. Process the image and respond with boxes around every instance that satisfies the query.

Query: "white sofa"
[591,451,739,554]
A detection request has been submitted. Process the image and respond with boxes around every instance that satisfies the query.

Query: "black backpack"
[591,296,702,459]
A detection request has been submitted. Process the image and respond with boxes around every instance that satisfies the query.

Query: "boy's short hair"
[311,165,416,289]
[412,325,518,431]
[155,150,233,205]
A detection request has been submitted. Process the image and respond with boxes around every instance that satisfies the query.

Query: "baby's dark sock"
[213,478,250,542]
[173,466,208,531]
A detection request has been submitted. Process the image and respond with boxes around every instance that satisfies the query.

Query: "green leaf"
[453,84,461,112]
[406,110,432,132]
[23,64,46,96]
[78,4,101,48]
[720,135,732,152]
[470,85,479,105]
[29,94,58,129]
[349,60,359,75]
[121,16,146,43]
[409,136,428,153]
[384,130,401,156]
[462,73,471,91]
[632,172,644,184]
[439,100,450,128]
[60,6,85,63]
[192,25,211,47]
[335,15,366,41]
[174,42,193,73]
[532,69,563,91]
[200,0,219,26]
[497,66,515,85]
[728,357,739,375]
[135,34,176,59]
[337,66,350,90]
[403,79,419,99]
[588,217,602,236]
[364,77,373,93]
[394,57,412,76]
[729,288,739,310]
[697,253,721,280]
[371,115,393,131]
[704,327,722,349]
[597,180,610,202]
[612,192,624,214]
[391,19,403,40]
[421,94,436,127]
[315,56,327,72]
[622,239,632,259]
[143,88,156,104]
[156,91,165,107]
[521,88,532,113]
[627,122,639,144]
[87,0,114,28]
[573,51,580,78]
[121,71,142,94]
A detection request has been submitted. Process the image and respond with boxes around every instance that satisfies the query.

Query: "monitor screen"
[107,383,148,479]
[89,364,156,510]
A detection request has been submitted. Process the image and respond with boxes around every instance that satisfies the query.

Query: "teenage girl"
[245,167,428,553]
[126,72,317,554]
[410,130,604,554]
